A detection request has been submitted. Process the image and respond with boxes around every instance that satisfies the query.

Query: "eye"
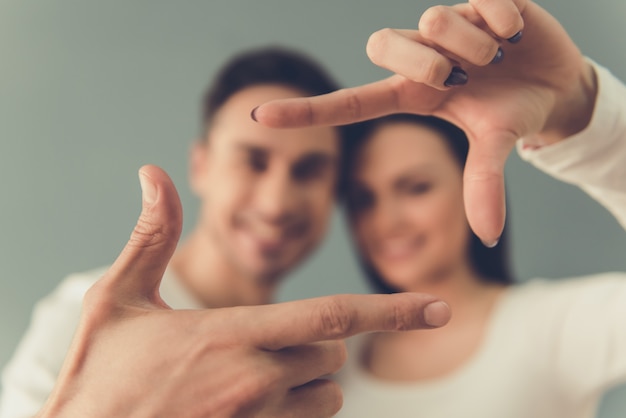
[407,182,431,195]
[292,157,330,182]
[248,151,268,173]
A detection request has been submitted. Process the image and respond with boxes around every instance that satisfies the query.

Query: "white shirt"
[0,267,202,418]
[336,61,626,418]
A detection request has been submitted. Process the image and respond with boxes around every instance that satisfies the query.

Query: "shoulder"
[498,272,626,333]
[509,272,626,303]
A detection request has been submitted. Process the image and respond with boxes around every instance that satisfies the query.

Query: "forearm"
[519,59,626,228]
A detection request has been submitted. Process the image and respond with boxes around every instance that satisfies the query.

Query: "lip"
[239,229,291,258]
[372,236,425,263]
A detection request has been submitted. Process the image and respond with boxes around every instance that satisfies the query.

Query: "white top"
[336,60,626,418]
[0,267,202,418]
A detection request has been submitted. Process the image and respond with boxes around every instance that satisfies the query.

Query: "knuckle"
[419,6,451,39]
[422,56,450,86]
[366,28,393,65]
[390,300,418,331]
[323,340,348,374]
[469,0,490,9]
[128,215,167,250]
[340,90,363,121]
[234,365,279,405]
[321,380,344,416]
[313,298,354,339]
[465,168,502,183]
[475,41,497,65]
[82,281,117,324]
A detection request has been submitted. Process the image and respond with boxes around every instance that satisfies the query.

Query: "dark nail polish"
[507,30,523,44]
[250,106,259,122]
[444,67,468,87]
[491,47,504,64]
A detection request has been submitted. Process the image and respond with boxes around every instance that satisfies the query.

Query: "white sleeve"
[540,274,626,399]
[0,274,96,418]
[517,59,626,229]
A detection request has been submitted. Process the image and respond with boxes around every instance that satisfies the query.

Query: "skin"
[172,84,340,308]
[349,122,505,381]
[349,122,471,290]
[36,165,451,418]
[253,0,598,247]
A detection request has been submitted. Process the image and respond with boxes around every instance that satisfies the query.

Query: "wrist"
[538,59,598,146]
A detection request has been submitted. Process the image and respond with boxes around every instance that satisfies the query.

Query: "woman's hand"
[253,0,597,246]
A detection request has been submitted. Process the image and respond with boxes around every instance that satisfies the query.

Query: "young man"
[0,46,348,418]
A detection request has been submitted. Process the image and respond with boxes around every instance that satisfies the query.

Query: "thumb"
[100,165,183,306]
[463,137,515,247]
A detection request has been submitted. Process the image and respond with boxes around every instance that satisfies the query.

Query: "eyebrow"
[391,164,439,189]
[235,142,336,166]
[295,152,336,167]
[236,143,270,155]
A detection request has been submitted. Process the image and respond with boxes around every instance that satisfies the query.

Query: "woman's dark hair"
[201,46,340,133]
[341,114,514,293]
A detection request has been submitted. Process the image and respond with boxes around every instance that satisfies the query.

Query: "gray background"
[1,0,625,415]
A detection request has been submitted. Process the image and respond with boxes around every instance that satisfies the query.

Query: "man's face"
[191,84,340,283]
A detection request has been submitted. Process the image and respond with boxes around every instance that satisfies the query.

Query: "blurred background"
[1,0,625,415]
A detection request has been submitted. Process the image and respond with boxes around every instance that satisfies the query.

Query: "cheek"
[352,215,374,253]
[428,195,470,250]
[205,168,254,217]
[304,191,334,234]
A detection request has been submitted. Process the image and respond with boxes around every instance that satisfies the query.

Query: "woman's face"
[349,122,471,291]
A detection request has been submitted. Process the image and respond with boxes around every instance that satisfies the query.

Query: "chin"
[375,263,434,291]
[241,258,291,284]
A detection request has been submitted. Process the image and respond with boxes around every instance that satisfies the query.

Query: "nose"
[253,170,300,225]
[371,197,404,238]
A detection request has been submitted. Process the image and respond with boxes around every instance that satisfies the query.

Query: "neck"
[405,261,505,316]
[170,228,277,308]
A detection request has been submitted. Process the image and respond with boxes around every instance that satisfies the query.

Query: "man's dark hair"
[201,46,341,133]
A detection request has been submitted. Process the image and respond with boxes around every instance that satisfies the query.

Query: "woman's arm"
[518,60,626,229]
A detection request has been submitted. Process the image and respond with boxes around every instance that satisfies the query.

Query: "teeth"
[249,223,282,242]
[378,239,414,258]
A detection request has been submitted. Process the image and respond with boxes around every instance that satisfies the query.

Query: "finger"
[463,137,516,247]
[468,0,526,40]
[366,28,454,89]
[272,341,346,388]
[253,76,407,128]
[248,293,450,350]
[100,165,183,304]
[281,379,343,418]
[418,6,500,66]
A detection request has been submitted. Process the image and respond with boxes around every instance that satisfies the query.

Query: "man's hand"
[37,165,450,418]
[253,0,597,246]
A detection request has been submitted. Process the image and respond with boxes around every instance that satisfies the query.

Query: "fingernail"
[250,106,259,122]
[139,172,157,206]
[491,47,504,64]
[482,238,500,248]
[507,30,523,44]
[444,67,468,87]
[423,301,451,327]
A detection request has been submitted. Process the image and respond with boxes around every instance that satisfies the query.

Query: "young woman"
[335,113,626,418]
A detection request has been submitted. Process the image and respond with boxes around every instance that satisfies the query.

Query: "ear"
[189,140,210,197]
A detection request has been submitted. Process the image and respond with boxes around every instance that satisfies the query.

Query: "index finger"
[249,293,450,350]
[252,76,404,128]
